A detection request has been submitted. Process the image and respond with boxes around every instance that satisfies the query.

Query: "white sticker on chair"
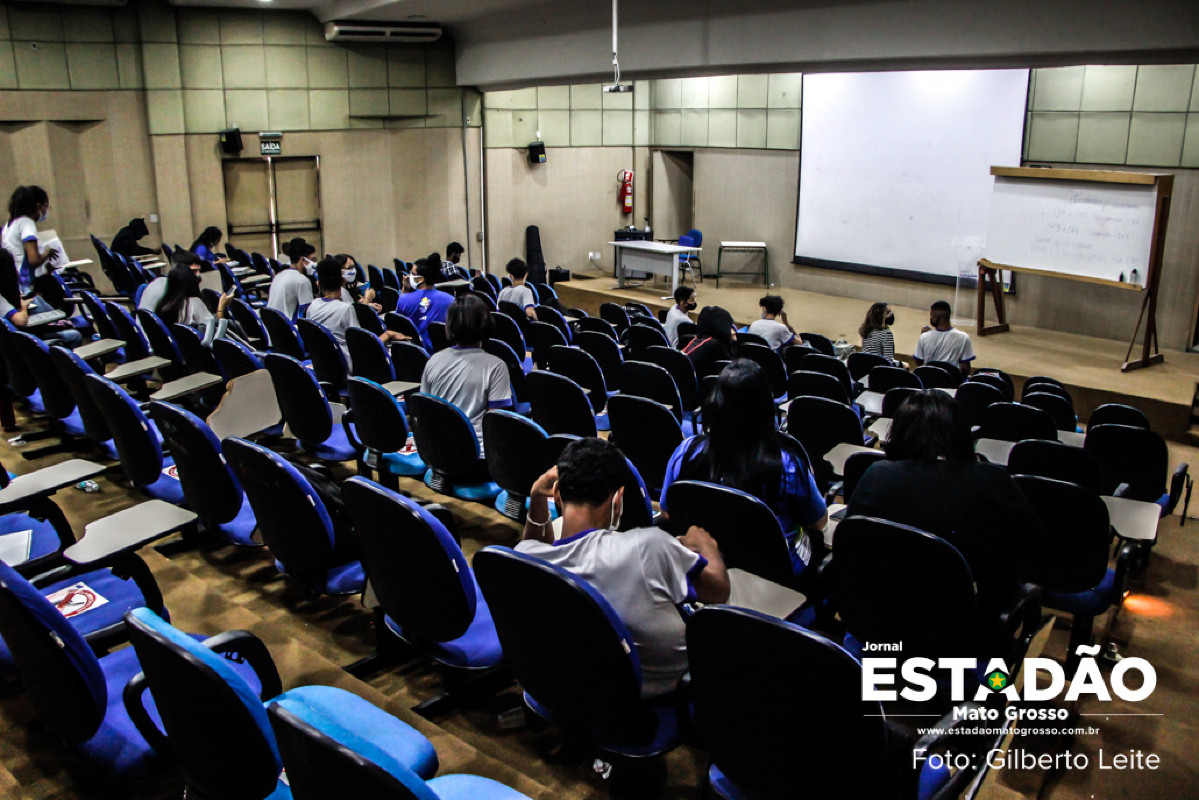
[46,582,109,619]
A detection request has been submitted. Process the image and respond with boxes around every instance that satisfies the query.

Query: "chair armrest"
[1112,482,1131,498]
[420,502,459,545]
[202,630,284,702]
[1167,462,1191,518]
[1113,542,1137,599]
[341,409,365,452]
[123,671,173,756]
[996,582,1042,654]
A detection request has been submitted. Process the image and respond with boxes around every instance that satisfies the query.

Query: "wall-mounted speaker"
[527,141,546,165]
[219,128,243,155]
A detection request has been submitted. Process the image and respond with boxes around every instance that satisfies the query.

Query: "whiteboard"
[795,69,1029,280]
[984,177,1158,287]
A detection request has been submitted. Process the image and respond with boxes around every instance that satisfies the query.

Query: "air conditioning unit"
[323,20,443,43]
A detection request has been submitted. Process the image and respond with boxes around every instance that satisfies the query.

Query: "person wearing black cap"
[682,305,737,378]
[441,242,469,282]
[267,237,316,319]
[110,218,159,258]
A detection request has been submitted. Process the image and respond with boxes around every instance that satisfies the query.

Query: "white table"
[856,390,885,417]
[1057,429,1086,446]
[824,443,876,477]
[1102,495,1161,542]
[383,380,420,397]
[715,241,769,287]
[609,240,699,293]
[868,417,892,440]
[974,438,1014,466]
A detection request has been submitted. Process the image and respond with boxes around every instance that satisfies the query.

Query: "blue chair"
[481,338,530,415]
[618,360,696,436]
[0,560,167,778]
[389,339,429,383]
[406,393,500,504]
[785,396,871,492]
[978,401,1057,443]
[676,229,702,283]
[298,318,350,400]
[474,546,684,759]
[525,371,596,438]
[346,327,396,384]
[343,478,505,715]
[599,302,630,333]
[546,345,609,429]
[229,297,270,349]
[687,606,966,800]
[77,291,126,362]
[84,374,185,505]
[1086,423,1188,515]
[264,353,358,464]
[223,437,364,597]
[10,328,89,447]
[344,377,426,490]
[135,309,188,382]
[735,342,788,404]
[606,395,682,497]
[270,696,534,800]
[49,345,119,459]
[105,300,154,361]
[150,401,259,548]
[490,312,532,374]
[384,311,422,344]
[525,320,567,370]
[260,306,307,360]
[368,264,386,292]
[575,330,623,391]
[213,337,266,381]
[0,320,45,415]
[534,304,572,343]
[123,607,438,800]
[482,410,554,522]
[0,462,76,576]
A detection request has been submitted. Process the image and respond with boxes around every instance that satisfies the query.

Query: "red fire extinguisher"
[618,170,633,214]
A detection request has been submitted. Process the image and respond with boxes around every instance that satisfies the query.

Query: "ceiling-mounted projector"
[603,84,633,93]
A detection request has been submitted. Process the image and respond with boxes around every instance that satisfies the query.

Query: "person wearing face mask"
[517,437,729,698]
[913,300,974,375]
[664,285,697,347]
[2,185,59,296]
[266,238,317,320]
[395,257,453,351]
[748,294,799,352]
[859,301,897,362]
[305,257,409,368]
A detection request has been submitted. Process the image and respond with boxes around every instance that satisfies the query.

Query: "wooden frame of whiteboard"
[976,167,1174,373]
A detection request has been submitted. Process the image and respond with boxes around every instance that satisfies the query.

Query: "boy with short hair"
[497,257,537,319]
[748,294,798,351]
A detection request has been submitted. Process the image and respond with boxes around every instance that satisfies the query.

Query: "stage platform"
[553,268,1199,442]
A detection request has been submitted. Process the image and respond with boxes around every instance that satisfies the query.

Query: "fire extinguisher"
[618,169,633,214]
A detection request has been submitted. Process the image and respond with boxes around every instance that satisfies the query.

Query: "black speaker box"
[527,141,546,165]
[219,128,243,155]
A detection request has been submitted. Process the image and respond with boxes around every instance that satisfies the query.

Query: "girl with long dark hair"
[858,301,895,361]
[157,255,232,343]
[190,226,227,264]
[658,359,828,574]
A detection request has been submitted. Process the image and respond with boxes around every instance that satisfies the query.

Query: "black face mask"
[885,312,895,326]
[685,301,697,311]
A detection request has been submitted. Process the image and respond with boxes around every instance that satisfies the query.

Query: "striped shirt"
[861,328,895,361]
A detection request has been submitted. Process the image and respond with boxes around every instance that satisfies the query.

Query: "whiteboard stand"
[976,167,1173,372]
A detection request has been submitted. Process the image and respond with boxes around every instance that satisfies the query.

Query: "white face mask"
[608,492,623,531]
[408,275,422,290]
[301,258,315,276]
[342,268,357,284]
[38,210,48,222]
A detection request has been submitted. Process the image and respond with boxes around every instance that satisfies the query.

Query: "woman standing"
[1,186,58,295]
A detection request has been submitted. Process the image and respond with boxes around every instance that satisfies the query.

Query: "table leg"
[763,249,770,287]
[671,253,679,293]
[615,248,625,288]
[716,247,723,288]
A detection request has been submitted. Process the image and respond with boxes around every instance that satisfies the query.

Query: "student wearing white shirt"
[267,238,316,320]
[913,300,974,374]
[157,256,233,344]
[664,285,697,347]
[748,295,798,351]
[496,258,537,319]
[1,186,58,295]
[305,257,408,367]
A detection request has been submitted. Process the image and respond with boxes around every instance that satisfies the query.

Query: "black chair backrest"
[171,324,222,378]
[1089,402,1150,430]
[388,339,428,383]
[622,323,669,357]
[574,316,618,340]
[526,320,567,369]
[212,338,264,381]
[483,410,553,514]
[105,300,152,360]
[229,298,268,345]
[345,377,410,454]
[1023,374,1065,391]
[343,478,478,642]
[599,302,631,332]
[687,606,892,799]
[1022,391,1076,431]
[846,351,889,381]
[297,319,349,394]
[79,291,120,341]
[969,371,1014,401]
[264,352,333,445]
[978,401,1058,443]
[0,322,36,399]
[546,345,607,414]
[223,437,341,591]
[675,321,698,347]
[490,311,528,358]
[606,394,683,494]
[798,331,834,356]
[427,321,449,353]
[666,481,795,584]
[11,330,75,420]
[736,342,787,399]
[785,396,866,487]
[575,330,623,389]
[1008,439,1102,493]
[1013,475,1112,592]
[797,352,854,399]
[471,274,496,297]
[525,371,596,437]
[381,267,401,292]
[481,338,527,403]
[974,367,1015,397]
[497,300,529,331]
[260,307,306,360]
[535,304,571,342]
[383,311,420,342]
[136,309,187,379]
[842,450,886,502]
[619,360,683,422]
[734,331,770,349]
[49,346,113,444]
[913,364,957,390]
[84,373,165,487]
[123,611,282,800]
[406,392,483,477]
[352,302,385,335]
[926,360,964,384]
[867,365,921,393]
[641,345,700,413]
[346,327,395,384]
[1085,423,1168,500]
[1021,379,1072,404]
[474,547,651,740]
[151,400,245,524]
[833,516,979,658]
[954,380,1004,428]
[881,386,921,418]
[377,286,400,313]
[787,370,849,404]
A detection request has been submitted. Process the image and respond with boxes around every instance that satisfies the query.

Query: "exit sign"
[260,140,281,155]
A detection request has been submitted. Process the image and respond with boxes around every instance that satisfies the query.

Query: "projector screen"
[795,69,1030,283]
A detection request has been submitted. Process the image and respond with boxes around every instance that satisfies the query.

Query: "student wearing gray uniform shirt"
[419,294,513,446]
[517,437,729,698]
[305,257,408,367]
[747,294,798,351]
[665,285,697,347]
[496,257,537,319]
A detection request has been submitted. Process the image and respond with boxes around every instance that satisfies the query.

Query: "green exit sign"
[260,140,281,155]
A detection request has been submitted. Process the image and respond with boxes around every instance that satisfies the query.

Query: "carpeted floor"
[1,410,1196,799]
